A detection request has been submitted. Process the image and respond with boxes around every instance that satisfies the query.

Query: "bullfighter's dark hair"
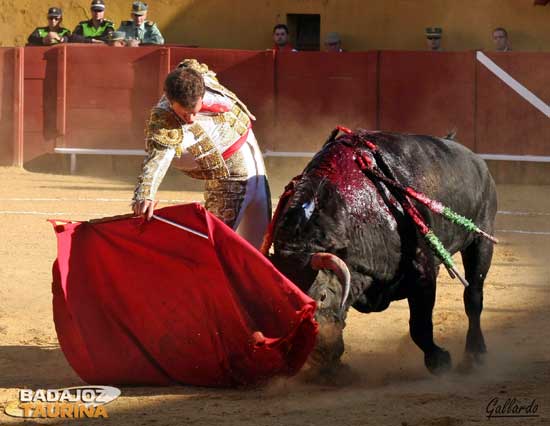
[164,68,205,109]
[273,24,289,34]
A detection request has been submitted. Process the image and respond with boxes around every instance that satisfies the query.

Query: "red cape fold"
[49,203,317,386]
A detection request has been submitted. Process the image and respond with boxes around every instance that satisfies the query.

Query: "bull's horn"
[310,253,351,313]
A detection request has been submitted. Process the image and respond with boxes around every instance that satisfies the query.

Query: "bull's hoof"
[299,362,356,386]
[424,348,452,375]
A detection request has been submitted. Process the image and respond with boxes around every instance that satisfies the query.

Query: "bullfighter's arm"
[132,141,176,203]
[132,108,183,218]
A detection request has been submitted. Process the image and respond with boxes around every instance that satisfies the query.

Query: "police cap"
[425,27,442,39]
[109,31,126,41]
[91,0,105,11]
[47,7,62,17]
[131,1,148,15]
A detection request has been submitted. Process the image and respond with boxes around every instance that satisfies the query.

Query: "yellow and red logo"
[4,386,121,419]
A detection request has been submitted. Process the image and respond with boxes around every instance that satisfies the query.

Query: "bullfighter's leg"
[235,175,271,249]
[408,257,451,375]
[460,237,493,364]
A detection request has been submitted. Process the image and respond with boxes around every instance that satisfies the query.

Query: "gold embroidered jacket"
[133,60,254,202]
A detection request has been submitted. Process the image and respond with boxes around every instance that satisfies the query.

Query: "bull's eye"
[320,292,327,302]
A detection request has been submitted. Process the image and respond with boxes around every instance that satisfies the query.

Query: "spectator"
[324,32,344,52]
[70,0,114,44]
[118,2,164,46]
[425,27,443,51]
[492,27,511,52]
[107,31,127,47]
[272,24,296,52]
[27,7,71,46]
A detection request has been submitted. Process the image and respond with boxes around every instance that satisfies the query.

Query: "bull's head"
[271,184,353,371]
[306,252,351,371]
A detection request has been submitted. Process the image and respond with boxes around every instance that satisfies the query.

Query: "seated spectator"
[492,27,511,51]
[107,31,127,47]
[70,0,114,44]
[324,32,344,52]
[425,27,443,51]
[118,2,165,46]
[272,24,296,52]
[27,7,71,46]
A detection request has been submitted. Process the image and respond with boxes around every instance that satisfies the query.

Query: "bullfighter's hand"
[133,199,156,220]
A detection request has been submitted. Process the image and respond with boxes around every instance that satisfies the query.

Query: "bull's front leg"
[407,261,452,375]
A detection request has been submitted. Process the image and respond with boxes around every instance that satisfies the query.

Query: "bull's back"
[365,132,497,254]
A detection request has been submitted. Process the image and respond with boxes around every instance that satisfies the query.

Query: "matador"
[132,59,271,249]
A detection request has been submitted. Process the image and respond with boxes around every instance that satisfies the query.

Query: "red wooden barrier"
[1,47,549,167]
[476,52,550,155]
[23,46,59,163]
[64,45,164,150]
[275,51,377,152]
[0,48,16,165]
[378,51,476,150]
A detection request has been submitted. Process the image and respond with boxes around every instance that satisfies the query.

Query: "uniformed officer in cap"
[70,0,115,44]
[118,2,164,46]
[108,31,127,47]
[27,7,71,46]
[425,27,443,51]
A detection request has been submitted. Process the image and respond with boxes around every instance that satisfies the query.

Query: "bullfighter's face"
[170,98,203,124]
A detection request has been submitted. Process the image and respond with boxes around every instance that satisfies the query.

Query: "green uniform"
[71,19,115,43]
[27,26,71,46]
[117,20,164,45]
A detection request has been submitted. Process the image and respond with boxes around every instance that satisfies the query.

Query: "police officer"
[118,2,164,46]
[107,31,127,47]
[27,7,71,46]
[70,0,115,44]
[425,27,443,51]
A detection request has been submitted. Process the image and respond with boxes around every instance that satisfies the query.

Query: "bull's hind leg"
[408,257,452,375]
[460,237,494,366]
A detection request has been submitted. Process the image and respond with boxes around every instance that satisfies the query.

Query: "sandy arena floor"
[0,166,548,426]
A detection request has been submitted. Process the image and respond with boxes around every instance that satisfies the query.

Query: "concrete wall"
[3,0,550,51]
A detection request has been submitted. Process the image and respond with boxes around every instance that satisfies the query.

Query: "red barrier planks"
[23,46,59,162]
[12,46,550,165]
[275,51,377,152]
[64,45,164,149]
[379,51,476,150]
[476,52,550,156]
[0,48,15,165]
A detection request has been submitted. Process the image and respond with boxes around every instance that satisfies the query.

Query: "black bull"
[269,130,497,375]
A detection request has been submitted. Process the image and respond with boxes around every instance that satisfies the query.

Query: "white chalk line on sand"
[496,229,550,236]
[0,197,191,203]
[0,210,119,217]
[498,210,550,217]
[0,211,549,236]
[1,199,549,218]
